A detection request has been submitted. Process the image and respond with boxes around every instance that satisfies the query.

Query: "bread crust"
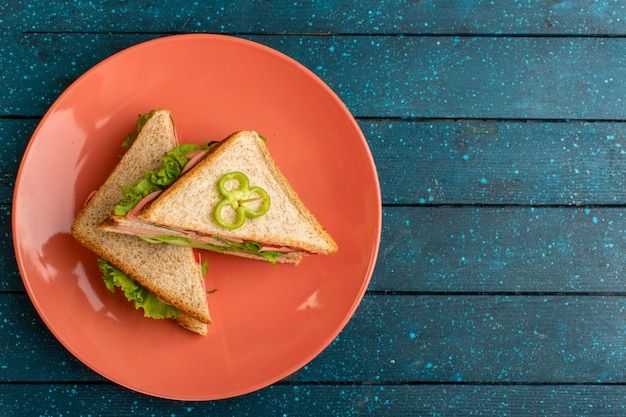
[176,313,208,336]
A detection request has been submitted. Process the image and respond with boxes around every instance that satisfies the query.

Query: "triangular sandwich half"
[71,109,211,335]
[100,130,338,264]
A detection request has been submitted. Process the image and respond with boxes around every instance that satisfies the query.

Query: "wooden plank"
[362,120,626,205]
[3,1,626,36]
[375,206,626,293]
[2,383,626,416]
[282,35,626,120]
[0,204,21,292]
[6,119,626,207]
[0,119,35,203]
[5,293,626,384]
[6,205,626,293]
[2,119,39,292]
[3,34,626,120]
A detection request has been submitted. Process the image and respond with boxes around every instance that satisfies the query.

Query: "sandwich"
[100,130,338,264]
[71,109,211,335]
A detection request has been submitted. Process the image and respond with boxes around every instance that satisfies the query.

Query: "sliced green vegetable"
[219,239,284,264]
[213,172,270,229]
[139,235,222,250]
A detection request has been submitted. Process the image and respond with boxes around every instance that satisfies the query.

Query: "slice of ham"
[181,150,209,174]
[127,190,162,219]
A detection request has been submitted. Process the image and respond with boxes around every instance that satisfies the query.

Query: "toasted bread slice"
[71,109,210,334]
[102,130,337,263]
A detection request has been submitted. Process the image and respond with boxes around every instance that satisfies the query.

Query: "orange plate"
[12,34,381,400]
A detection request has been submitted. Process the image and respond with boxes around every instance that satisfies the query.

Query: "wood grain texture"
[2,0,626,35]
[377,206,626,293]
[2,383,626,416]
[5,294,626,384]
[362,120,626,205]
[5,119,626,208]
[6,206,626,293]
[4,0,626,414]
[3,34,626,119]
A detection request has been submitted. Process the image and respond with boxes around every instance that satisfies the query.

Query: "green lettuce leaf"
[229,240,284,264]
[97,258,180,320]
[137,235,287,265]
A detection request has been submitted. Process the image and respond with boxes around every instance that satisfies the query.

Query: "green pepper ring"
[213,172,270,229]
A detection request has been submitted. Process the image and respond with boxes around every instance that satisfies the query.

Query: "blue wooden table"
[4,1,626,415]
